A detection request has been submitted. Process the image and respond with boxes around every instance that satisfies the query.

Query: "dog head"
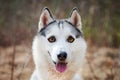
[33,7,87,73]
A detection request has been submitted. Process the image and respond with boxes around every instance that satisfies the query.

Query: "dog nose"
[57,52,67,61]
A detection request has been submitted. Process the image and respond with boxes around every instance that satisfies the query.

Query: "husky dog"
[31,7,87,80]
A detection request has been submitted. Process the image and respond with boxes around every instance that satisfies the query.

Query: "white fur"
[30,8,87,80]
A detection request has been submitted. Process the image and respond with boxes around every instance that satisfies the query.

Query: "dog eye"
[67,36,75,43]
[48,36,56,43]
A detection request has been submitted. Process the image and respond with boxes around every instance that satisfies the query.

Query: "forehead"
[39,20,82,38]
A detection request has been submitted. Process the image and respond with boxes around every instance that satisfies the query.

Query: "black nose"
[57,52,67,61]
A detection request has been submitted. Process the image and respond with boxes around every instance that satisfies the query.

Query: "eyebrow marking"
[65,20,83,38]
[39,20,56,37]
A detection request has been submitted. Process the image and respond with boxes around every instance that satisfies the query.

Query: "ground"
[0,44,120,80]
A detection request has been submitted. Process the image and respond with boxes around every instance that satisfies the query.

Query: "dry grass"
[0,44,34,80]
[0,44,120,80]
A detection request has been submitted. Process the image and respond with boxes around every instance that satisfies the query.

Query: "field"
[0,44,120,80]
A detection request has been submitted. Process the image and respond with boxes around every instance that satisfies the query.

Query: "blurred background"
[0,0,120,47]
[0,0,120,80]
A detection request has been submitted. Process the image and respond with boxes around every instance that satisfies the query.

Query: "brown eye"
[48,36,56,43]
[67,36,75,43]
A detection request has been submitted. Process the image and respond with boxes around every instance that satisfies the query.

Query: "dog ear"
[38,7,54,30]
[68,7,82,29]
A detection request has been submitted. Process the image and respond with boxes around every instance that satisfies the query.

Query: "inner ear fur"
[38,7,54,30]
[68,7,82,29]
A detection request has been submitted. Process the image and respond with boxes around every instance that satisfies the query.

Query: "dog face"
[32,7,87,73]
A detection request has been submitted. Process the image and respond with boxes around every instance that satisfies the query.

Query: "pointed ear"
[38,7,54,30]
[68,7,82,29]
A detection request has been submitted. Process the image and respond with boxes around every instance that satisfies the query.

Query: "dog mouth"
[53,61,67,73]
[48,51,67,73]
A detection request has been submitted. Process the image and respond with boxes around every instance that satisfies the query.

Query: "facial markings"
[39,20,56,37]
[39,20,83,45]
[57,20,64,30]
[65,20,83,38]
